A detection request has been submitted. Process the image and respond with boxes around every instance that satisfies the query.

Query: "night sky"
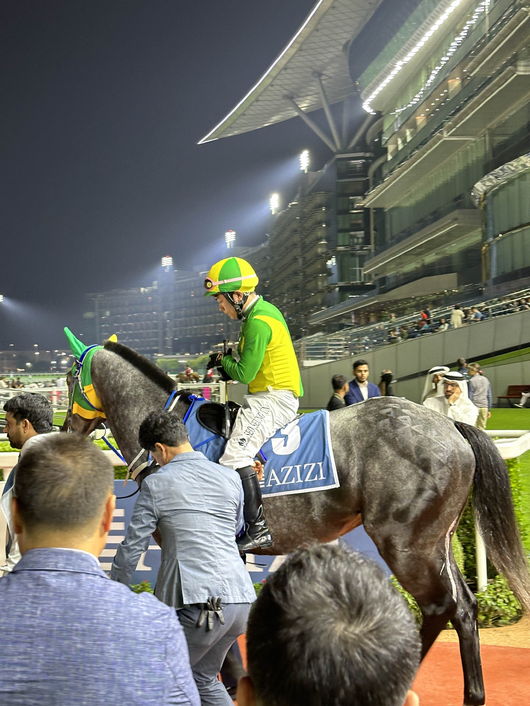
[1,0,328,349]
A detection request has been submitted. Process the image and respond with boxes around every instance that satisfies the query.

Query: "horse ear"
[106,334,118,343]
[63,327,86,358]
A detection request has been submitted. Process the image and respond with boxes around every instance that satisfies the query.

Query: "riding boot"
[236,466,273,552]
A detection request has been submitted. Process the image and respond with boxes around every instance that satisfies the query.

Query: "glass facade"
[360,0,529,305]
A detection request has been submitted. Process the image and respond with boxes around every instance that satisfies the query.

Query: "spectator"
[111,411,255,706]
[0,432,199,706]
[202,368,215,383]
[436,317,449,332]
[423,371,479,426]
[456,357,468,377]
[387,328,400,343]
[237,544,421,706]
[470,307,484,322]
[420,308,431,325]
[421,365,449,403]
[326,374,349,411]
[344,360,381,405]
[1,393,53,575]
[467,364,492,430]
[515,390,530,408]
[450,305,465,329]
[399,325,409,340]
[378,370,395,396]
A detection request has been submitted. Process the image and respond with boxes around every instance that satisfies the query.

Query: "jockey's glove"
[206,352,223,370]
[207,350,233,381]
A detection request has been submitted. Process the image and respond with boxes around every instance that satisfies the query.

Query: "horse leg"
[448,560,484,706]
[417,554,484,705]
[375,534,484,706]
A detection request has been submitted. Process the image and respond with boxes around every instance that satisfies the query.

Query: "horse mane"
[104,341,175,394]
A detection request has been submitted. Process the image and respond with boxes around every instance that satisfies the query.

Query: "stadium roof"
[198,0,384,144]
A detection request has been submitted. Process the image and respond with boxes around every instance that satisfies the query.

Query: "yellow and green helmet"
[204,257,259,296]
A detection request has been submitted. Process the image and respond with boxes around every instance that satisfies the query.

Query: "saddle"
[195,400,241,439]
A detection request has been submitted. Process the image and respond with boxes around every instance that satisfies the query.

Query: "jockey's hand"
[206,352,223,370]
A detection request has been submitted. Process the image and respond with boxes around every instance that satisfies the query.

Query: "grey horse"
[64,340,530,706]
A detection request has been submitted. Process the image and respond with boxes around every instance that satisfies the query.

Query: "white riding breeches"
[220,389,299,470]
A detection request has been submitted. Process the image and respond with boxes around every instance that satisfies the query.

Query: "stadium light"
[299,149,310,173]
[225,229,236,248]
[161,255,173,269]
[269,192,280,214]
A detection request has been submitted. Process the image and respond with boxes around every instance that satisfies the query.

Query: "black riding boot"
[236,466,272,552]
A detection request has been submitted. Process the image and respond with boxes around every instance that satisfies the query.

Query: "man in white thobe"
[423,371,478,426]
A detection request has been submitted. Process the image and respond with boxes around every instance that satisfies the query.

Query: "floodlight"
[299,149,310,173]
[269,193,280,214]
[161,256,173,268]
[225,229,236,248]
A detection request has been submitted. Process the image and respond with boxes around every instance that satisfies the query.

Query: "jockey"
[204,257,303,552]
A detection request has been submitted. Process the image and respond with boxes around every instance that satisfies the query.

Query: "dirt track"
[437,613,530,648]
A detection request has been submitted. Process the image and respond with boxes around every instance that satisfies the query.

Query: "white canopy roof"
[198,0,384,144]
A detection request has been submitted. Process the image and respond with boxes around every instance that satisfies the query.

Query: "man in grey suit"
[0,432,199,706]
[111,411,256,706]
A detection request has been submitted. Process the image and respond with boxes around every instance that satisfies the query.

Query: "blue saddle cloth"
[260,410,338,497]
[184,399,338,498]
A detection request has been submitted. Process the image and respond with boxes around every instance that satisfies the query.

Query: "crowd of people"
[0,377,24,389]
[326,356,494,430]
[383,294,530,338]
[331,292,530,361]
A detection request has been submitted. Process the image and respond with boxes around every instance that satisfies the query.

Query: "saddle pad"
[185,401,338,498]
[260,409,338,498]
[184,397,227,462]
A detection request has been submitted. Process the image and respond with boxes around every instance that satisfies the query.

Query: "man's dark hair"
[331,374,347,391]
[139,411,189,451]
[3,393,53,433]
[246,544,421,706]
[14,433,114,531]
[353,359,369,370]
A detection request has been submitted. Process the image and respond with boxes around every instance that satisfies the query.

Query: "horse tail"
[454,421,530,611]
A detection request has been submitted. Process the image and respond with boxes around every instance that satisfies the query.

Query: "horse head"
[62,327,109,437]
[62,327,191,475]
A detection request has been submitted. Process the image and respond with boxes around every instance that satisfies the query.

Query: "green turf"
[477,345,530,367]
[488,408,530,430]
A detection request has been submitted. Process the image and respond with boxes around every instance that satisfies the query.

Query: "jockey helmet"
[204,257,259,296]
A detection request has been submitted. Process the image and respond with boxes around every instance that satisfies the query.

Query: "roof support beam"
[285,96,337,153]
[315,73,342,150]
[347,113,373,150]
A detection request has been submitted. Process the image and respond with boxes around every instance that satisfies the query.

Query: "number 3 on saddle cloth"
[185,399,339,498]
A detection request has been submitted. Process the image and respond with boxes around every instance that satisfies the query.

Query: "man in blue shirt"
[0,432,198,706]
[111,412,255,706]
